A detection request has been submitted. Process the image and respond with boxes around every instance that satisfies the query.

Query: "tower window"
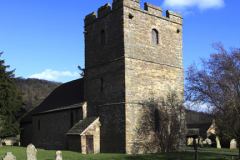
[152,29,158,44]
[100,78,103,92]
[38,120,40,130]
[155,107,160,131]
[101,30,105,46]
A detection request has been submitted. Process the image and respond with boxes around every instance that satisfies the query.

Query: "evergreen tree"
[0,52,25,139]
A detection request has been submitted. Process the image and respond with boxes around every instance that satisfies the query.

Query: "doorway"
[86,135,94,154]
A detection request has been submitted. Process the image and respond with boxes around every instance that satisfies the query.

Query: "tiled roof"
[66,117,99,135]
[187,123,212,133]
[20,78,84,123]
[31,78,84,116]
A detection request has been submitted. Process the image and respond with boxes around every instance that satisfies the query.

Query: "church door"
[86,135,94,154]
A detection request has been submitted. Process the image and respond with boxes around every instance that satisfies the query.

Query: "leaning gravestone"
[26,143,37,160]
[3,152,16,160]
[230,139,237,149]
[55,150,62,160]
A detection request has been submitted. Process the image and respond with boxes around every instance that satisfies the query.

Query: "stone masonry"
[84,0,185,154]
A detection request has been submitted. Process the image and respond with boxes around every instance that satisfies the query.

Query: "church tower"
[84,0,185,154]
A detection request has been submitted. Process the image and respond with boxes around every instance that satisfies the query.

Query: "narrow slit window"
[71,111,73,127]
[152,29,158,44]
[101,30,105,46]
[38,120,40,130]
[155,107,160,131]
[100,78,103,92]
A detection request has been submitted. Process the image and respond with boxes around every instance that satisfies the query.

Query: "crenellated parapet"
[98,3,112,18]
[84,0,182,26]
[166,10,183,24]
[144,2,162,17]
[84,12,97,26]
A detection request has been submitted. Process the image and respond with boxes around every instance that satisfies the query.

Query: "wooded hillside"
[14,78,62,112]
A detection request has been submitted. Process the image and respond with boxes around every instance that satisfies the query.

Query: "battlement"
[144,2,162,17]
[98,3,111,18]
[84,0,182,26]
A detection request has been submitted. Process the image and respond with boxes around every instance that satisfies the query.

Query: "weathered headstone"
[5,140,13,146]
[216,136,221,148]
[230,139,237,149]
[187,137,191,145]
[55,150,62,160]
[26,143,37,160]
[205,138,212,145]
[199,137,204,147]
[3,152,16,160]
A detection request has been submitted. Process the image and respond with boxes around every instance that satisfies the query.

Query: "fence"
[2,143,62,160]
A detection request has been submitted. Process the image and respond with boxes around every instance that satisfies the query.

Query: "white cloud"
[162,0,225,11]
[27,69,79,80]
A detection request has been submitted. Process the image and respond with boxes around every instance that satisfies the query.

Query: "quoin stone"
[3,152,16,160]
[26,143,37,160]
[55,150,62,160]
[230,139,237,149]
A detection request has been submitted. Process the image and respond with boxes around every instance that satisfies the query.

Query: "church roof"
[187,122,212,135]
[20,78,84,123]
[66,117,99,135]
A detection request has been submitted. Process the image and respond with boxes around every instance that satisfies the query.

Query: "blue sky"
[1,0,239,85]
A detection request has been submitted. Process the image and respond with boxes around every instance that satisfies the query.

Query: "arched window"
[101,30,105,46]
[38,120,40,130]
[152,29,158,44]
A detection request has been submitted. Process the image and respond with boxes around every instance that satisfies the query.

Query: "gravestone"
[5,140,13,146]
[55,150,62,160]
[216,136,221,148]
[3,152,16,160]
[205,138,212,145]
[199,137,204,147]
[230,139,237,149]
[26,143,37,160]
[187,138,191,145]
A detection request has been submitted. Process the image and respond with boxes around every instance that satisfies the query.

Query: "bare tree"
[185,42,240,157]
[131,91,185,154]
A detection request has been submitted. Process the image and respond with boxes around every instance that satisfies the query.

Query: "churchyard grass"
[0,146,239,160]
[186,145,239,153]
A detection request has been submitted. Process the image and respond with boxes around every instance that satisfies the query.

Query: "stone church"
[20,0,186,154]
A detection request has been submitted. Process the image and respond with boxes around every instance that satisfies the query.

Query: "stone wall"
[123,0,185,153]
[67,135,81,152]
[20,122,33,147]
[32,108,82,150]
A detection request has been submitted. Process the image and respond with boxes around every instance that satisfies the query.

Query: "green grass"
[186,145,239,153]
[0,146,239,160]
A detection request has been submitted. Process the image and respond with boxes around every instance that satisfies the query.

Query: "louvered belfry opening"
[152,29,158,44]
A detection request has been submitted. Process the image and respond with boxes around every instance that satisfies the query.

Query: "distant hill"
[185,109,213,124]
[14,78,62,112]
